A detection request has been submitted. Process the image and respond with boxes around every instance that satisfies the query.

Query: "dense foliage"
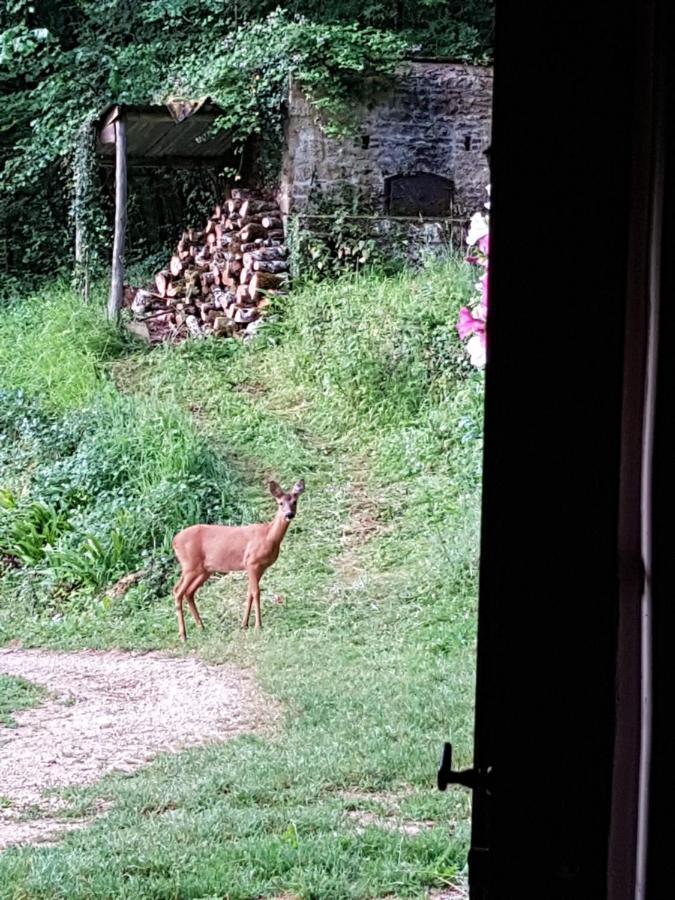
[0,1,493,277]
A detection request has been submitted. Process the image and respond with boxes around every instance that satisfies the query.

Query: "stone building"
[279,61,493,223]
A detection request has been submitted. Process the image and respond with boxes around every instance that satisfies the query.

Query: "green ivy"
[0,1,493,278]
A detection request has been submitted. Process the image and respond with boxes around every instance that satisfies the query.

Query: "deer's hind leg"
[173,572,190,642]
[185,572,209,631]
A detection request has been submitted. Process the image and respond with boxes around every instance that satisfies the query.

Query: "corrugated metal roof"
[96,101,233,162]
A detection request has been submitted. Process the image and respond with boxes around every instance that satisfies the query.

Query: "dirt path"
[0,647,273,850]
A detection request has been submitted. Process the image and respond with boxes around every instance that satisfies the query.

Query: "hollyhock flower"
[466,212,489,247]
[467,333,487,368]
[457,306,485,341]
[458,184,490,369]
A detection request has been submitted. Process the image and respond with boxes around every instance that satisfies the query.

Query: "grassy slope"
[0,262,483,899]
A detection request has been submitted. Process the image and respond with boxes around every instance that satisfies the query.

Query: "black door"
[441,3,674,897]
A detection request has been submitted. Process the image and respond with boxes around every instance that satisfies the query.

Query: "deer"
[171,479,305,641]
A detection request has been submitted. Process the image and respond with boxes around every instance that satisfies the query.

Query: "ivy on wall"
[0,1,494,279]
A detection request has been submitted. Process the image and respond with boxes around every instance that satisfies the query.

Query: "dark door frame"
[461,3,673,897]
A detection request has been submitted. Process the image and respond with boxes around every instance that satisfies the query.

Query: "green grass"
[0,674,46,728]
[0,283,126,414]
[0,260,483,898]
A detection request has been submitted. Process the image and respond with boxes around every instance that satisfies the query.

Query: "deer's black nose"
[285,512,295,520]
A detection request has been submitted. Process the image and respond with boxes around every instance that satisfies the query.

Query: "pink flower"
[458,184,490,369]
[457,306,486,340]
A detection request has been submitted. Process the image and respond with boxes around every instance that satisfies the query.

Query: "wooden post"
[107,110,127,320]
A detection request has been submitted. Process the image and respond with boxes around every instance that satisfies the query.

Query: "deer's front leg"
[247,567,263,630]
[241,582,254,629]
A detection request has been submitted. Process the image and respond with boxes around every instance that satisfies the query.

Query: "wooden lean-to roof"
[96,98,233,167]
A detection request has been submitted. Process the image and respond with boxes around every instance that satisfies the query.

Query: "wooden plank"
[96,155,229,169]
[107,114,127,321]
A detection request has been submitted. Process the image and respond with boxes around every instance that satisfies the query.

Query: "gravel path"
[0,647,273,849]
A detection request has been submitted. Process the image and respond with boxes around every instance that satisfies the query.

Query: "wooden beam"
[96,155,231,169]
[107,114,127,321]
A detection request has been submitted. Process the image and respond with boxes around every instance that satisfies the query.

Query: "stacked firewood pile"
[126,189,289,343]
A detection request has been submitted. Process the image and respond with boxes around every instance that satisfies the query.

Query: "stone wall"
[279,61,493,220]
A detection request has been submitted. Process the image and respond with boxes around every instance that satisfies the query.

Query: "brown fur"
[171,480,304,640]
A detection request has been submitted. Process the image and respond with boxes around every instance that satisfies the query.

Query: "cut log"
[242,246,287,267]
[169,255,184,277]
[187,229,203,243]
[267,229,284,241]
[239,223,268,242]
[225,259,243,278]
[239,199,278,219]
[249,271,288,301]
[211,287,228,308]
[155,269,171,297]
[185,315,204,338]
[239,267,253,285]
[131,289,153,317]
[261,216,282,230]
[213,316,233,336]
[234,306,259,324]
[200,272,219,289]
[231,188,252,201]
[200,305,218,324]
[238,213,267,226]
[253,259,289,274]
[166,280,185,298]
[235,284,251,304]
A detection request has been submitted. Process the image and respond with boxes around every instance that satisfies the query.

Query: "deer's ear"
[269,480,284,499]
[291,479,305,496]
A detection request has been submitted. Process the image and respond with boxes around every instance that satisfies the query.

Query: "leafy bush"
[0,387,245,599]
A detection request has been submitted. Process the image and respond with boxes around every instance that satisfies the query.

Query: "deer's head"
[269,480,305,521]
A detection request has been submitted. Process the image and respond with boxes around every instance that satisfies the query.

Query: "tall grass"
[0,283,125,413]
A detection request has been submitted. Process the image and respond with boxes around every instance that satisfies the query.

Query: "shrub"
[0,387,245,598]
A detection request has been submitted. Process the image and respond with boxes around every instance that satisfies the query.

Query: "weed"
[0,675,46,728]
